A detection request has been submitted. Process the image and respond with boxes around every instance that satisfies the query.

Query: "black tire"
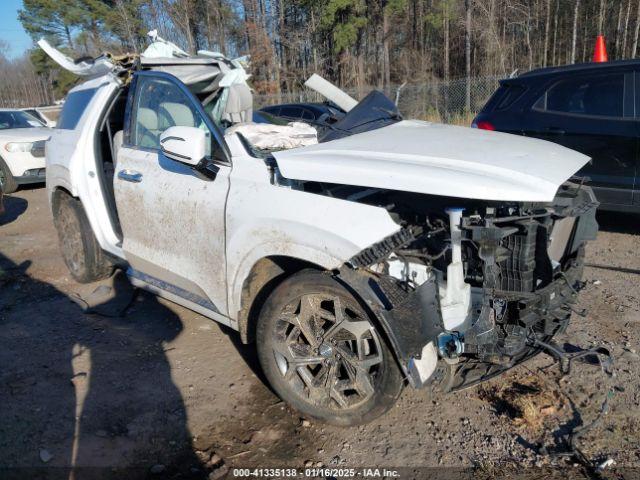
[256,270,403,426]
[52,192,113,283]
[0,156,18,194]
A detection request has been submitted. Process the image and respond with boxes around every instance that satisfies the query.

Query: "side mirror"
[160,126,206,166]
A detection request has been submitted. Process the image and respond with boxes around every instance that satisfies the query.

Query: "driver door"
[114,72,232,318]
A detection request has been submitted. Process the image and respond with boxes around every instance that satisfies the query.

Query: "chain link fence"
[254,76,501,126]
[1,76,500,126]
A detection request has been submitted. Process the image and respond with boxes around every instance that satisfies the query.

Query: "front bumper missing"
[337,257,585,390]
[335,184,598,391]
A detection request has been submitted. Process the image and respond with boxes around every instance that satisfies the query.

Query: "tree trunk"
[465,0,471,112]
[443,9,450,121]
[598,0,606,33]
[571,0,581,64]
[623,0,632,57]
[383,7,390,91]
[633,0,640,57]
[552,0,559,65]
[443,7,450,81]
[543,0,551,67]
[525,4,533,70]
[616,0,624,57]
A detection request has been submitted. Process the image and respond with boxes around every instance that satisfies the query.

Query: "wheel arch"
[235,256,411,386]
[50,185,76,213]
[236,255,326,344]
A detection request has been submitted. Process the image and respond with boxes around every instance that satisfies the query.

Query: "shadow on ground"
[0,196,28,226]
[0,255,207,479]
[586,211,640,275]
[596,210,640,235]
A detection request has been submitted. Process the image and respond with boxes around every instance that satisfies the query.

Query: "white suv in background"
[0,109,50,193]
[43,43,598,426]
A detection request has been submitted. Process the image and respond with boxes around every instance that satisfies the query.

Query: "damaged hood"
[272,120,590,202]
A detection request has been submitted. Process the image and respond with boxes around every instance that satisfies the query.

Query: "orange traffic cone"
[593,35,608,62]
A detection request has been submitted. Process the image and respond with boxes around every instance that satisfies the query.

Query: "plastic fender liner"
[553,183,599,255]
[334,266,444,388]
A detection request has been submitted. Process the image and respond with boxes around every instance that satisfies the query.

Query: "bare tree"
[598,0,606,34]
[571,0,581,64]
[543,0,551,67]
[633,0,640,57]
[616,0,624,57]
[623,0,632,57]
[465,0,472,111]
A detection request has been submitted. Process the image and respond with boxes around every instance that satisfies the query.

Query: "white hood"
[272,120,590,202]
[0,127,51,143]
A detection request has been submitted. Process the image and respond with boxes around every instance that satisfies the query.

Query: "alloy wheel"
[271,293,384,410]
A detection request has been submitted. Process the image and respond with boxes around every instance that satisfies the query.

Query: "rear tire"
[0,156,18,194]
[256,270,403,426]
[52,192,113,283]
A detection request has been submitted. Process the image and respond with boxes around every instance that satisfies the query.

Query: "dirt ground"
[1,186,639,479]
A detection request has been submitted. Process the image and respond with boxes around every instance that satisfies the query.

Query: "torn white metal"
[37,39,116,77]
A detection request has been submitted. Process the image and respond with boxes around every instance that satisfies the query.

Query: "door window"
[130,76,212,156]
[58,88,98,129]
[279,106,302,119]
[533,74,625,118]
[300,109,315,121]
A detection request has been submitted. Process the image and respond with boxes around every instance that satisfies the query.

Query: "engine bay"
[289,179,600,391]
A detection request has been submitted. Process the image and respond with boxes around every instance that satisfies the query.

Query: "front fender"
[226,153,403,318]
[228,239,345,318]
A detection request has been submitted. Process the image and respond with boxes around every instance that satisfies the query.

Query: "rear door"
[522,71,636,207]
[114,71,232,317]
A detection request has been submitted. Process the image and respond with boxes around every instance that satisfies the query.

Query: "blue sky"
[0,0,33,59]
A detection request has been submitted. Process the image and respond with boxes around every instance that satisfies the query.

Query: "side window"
[131,76,212,157]
[300,109,315,121]
[58,88,98,129]
[279,106,302,118]
[533,74,624,118]
[262,106,281,116]
[495,84,525,110]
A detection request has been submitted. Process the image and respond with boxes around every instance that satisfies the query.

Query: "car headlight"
[31,140,46,158]
[4,142,34,153]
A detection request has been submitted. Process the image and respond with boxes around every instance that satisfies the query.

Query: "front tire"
[256,270,403,426]
[52,192,113,283]
[0,156,18,194]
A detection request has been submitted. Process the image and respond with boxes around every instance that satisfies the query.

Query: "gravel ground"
[0,186,639,479]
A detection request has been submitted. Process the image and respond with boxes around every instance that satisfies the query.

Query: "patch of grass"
[417,110,477,126]
[478,376,565,435]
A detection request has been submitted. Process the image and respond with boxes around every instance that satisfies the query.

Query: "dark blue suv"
[473,60,639,212]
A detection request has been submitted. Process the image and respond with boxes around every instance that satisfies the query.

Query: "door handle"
[117,169,143,183]
[545,127,565,135]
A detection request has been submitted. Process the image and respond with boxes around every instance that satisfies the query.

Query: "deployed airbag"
[227,122,317,150]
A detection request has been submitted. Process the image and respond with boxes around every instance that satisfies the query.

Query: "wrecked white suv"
[44,41,598,426]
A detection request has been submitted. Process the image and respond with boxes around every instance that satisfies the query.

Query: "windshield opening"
[0,110,45,130]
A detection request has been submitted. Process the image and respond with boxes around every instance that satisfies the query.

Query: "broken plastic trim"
[334,266,444,388]
[347,228,416,268]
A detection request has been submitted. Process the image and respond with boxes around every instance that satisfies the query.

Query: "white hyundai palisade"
[42,41,598,426]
